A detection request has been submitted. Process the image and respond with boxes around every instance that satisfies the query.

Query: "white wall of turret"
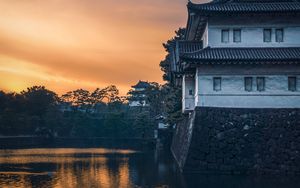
[194,65,300,108]
[182,75,196,112]
[182,14,300,112]
[202,14,300,48]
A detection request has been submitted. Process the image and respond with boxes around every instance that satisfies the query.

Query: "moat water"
[0,139,300,188]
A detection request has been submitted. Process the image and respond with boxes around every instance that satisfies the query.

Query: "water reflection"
[0,148,300,188]
[0,148,136,188]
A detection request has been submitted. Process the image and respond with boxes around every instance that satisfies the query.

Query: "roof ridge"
[132,81,150,88]
[187,0,300,13]
[189,0,300,5]
[213,0,300,3]
[207,47,300,49]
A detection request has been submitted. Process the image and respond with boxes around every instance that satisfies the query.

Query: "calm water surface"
[0,147,300,188]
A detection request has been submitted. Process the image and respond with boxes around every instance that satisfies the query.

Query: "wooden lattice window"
[257,77,265,92]
[233,29,241,43]
[221,29,229,43]
[263,29,272,42]
[276,28,284,42]
[213,77,222,91]
[245,77,253,92]
[288,77,297,92]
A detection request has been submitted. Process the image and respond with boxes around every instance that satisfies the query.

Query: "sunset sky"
[0,0,206,95]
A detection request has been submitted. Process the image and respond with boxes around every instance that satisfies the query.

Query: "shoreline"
[0,135,156,140]
[0,136,157,150]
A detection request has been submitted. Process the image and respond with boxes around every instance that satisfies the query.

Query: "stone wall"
[171,107,300,175]
[171,114,192,170]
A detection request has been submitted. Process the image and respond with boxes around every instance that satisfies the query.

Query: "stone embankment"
[172,107,300,175]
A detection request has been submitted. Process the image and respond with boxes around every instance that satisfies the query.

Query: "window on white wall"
[221,29,229,43]
[213,77,222,91]
[276,29,284,42]
[257,77,265,91]
[233,29,241,43]
[288,76,297,91]
[244,77,253,92]
[189,89,193,96]
[263,29,272,42]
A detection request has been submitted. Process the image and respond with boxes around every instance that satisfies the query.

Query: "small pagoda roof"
[181,47,300,65]
[132,81,150,88]
[188,0,300,14]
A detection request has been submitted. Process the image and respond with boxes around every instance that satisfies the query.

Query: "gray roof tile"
[188,0,300,13]
[181,47,300,64]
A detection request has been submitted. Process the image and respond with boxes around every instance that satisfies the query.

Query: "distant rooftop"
[132,81,150,88]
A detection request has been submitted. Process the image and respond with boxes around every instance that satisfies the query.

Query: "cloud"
[0,0,208,95]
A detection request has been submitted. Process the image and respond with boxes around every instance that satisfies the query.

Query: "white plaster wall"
[196,65,300,108]
[135,88,145,91]
[195,68,200,107]
[208,27,300,47]
[198,95,300,108]
[205,15,300,48]
[183,75,196,112]
[202,23,209,48]
[129,100,148,107]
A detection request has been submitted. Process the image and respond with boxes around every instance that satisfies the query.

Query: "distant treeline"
[0,84,182,138]
[0,27,185,138]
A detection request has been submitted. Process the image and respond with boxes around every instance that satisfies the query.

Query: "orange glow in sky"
[0,0,206,95]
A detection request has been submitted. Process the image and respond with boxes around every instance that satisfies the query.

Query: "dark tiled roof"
[181,47,300,64]
[132,81,150,88]
[188,0,300,13]
[178,41,203,54]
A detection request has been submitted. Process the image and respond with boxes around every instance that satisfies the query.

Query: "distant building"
[128,81,150,107]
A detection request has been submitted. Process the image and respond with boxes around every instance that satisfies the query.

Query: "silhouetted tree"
[161,85,183,124]
[61,89,91,106]
[21,86,58,117]
[133,111,153,138]
[160,28,185,81]
[159,28,185,125]
[0,91,6,112]
[0,85,156,138]
[101,85,120,103]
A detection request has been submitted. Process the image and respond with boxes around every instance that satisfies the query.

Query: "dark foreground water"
[0,143,300,188]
